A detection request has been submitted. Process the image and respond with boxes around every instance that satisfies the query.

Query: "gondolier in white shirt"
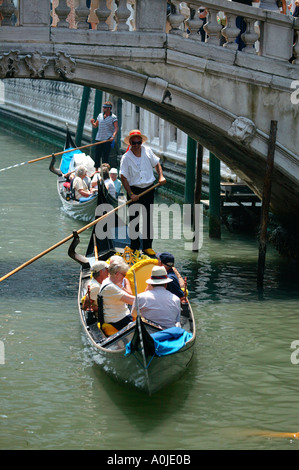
[90,101,119,169]
[120,129,166,257]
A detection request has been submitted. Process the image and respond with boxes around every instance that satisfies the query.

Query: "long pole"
[257,120,277,289]
[0,183,161,283]
[0,139,111,173]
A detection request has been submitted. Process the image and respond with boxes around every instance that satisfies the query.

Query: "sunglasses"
[131,141,142,145]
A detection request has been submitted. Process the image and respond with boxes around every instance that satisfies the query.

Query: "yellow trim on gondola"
[126,258,159,295]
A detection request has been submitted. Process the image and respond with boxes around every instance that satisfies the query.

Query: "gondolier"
[120,129,166,256]
[90,101,118,169]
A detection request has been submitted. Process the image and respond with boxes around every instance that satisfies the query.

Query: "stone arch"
[1,50,299,226]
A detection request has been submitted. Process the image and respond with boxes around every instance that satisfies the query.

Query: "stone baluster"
[114,0,130,31]
[222,12,240,50]
[55,0,71,28]
[241,17,259,54]
[204,8,222,45]
[0,0,16,26]
[95,0,111,30]
[168,1,185,35]
[185,3,203,40]
[75,0,90,29]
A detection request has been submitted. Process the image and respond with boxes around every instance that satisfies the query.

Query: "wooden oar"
[0,139,110,172]
[0,182,161,283]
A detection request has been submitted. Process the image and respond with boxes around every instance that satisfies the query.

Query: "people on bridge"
[293,0,299,16]
[120,129,166,257]
[90,101,119,169]
[259,0,286,13]
[132,265,181,330]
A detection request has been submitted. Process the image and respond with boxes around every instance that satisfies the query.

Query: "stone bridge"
[0,0,299,228]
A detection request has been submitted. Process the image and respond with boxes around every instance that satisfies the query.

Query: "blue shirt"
[166,269,184,298]
[113,178,121,197]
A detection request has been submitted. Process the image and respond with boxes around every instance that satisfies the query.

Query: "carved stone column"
[222,12,240,50]
[75,0,90,29]
[241,18,259,54]
[185,3,203,40]
[0,0,16,26]
[168,0,185,35]
[114,0,130,31]
[95,0,111,30]
[204,8,222,45]
[55,0,71,28]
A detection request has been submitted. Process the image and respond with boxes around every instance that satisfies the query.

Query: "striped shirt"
[95,113,118,141]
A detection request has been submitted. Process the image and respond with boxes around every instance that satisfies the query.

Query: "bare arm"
[155,162,166,185]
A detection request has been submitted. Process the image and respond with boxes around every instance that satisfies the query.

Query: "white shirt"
[120,145,160,188]
[101,278,131,324]
[133,286,181,329]
[87,278,101,302]
[104,178,116,198]
[72,176,88,200]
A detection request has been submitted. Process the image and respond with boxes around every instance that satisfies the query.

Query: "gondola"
[68,208,196,395]
[49,129,98,222]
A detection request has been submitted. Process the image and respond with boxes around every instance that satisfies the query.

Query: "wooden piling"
[192,143,203,251]
[209,152,221,239]
[257,120,277,289]
[184,136,197,206]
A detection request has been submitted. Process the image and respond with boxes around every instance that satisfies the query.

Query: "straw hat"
[123,129,148,146]
[146,266,172,285]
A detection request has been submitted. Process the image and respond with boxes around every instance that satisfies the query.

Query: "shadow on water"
[184,256,299,305]
[0,259,79,300]
[89,353,198,433]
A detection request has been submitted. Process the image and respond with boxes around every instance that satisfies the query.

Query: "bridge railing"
[0,0,298,63]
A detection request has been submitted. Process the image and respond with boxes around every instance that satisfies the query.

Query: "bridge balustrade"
[0,0,298,63]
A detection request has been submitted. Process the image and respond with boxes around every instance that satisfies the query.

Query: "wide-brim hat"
[146,265,172,285]
[124,129,148,146]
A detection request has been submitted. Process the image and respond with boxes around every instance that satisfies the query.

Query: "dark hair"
[103,168,109,180]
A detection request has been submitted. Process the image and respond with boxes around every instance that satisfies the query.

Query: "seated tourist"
[132,265,181,329]
[103,167,116,198]
[72,165,96,200]
[82,260,109,312]
[109,168,122,197]
[109,255,132,294]
[157,252,185,299]
[100,258,135,330]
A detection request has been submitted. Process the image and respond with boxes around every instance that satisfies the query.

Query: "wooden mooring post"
[257,120,277,289]
[209,152,221,239]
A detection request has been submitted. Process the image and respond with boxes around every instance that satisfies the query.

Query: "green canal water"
[1,129,299,451]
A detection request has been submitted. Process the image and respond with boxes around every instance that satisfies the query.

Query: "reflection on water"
[1,130,299,450]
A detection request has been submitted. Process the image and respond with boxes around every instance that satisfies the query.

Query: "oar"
[0,182,161,283]
[0,138,111,173]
